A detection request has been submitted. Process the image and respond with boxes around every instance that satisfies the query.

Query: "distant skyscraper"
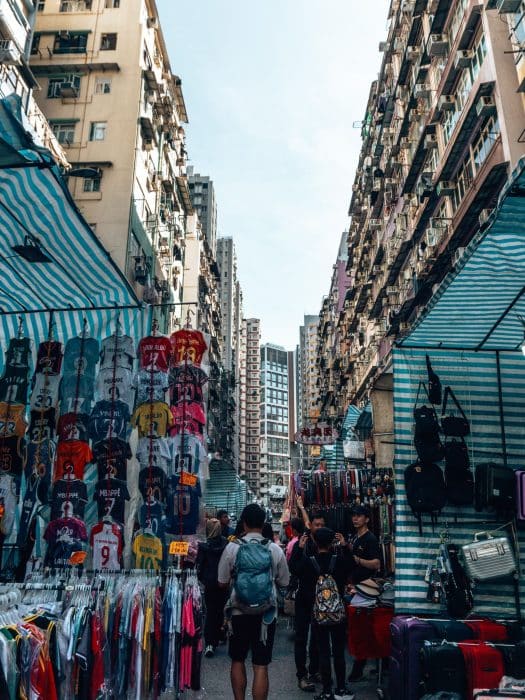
[298,314,320,468]
[187,166,217,256]
[239,318,261,495]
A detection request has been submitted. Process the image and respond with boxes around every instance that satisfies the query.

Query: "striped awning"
[0,94,139,317]
[399,157,525,351]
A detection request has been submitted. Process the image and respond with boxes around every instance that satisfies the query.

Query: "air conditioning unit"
[426,228,441,247]
[478,208,493,226]
[147,16,159,28]
[134,262,147,285]
[497,0,521,11]
[145,89,156,104]
[400,136,412,149]
[403,268,413,281]
[454,49,475,69]
[369,218,382,229]
[158,235,169,249]
[379,41,388,52]
[476,95,497,117]
[437,180,455,196]
[59,82,79,98]
[385,177,396,186]
[0,40,21,65]
[386,286,397,295]
[406,46,420,62]
[452,247,466,267]
[424,133,438,149]
[428,33,449,56]
[393,37,405,52]
[414,84,430,99]
[438,94,455,111]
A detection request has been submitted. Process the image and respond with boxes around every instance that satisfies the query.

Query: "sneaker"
[308,672,322,684]
[314,693,335,700]
[204,645,214,658]
[334,688,355,700]
[298,676,316,692]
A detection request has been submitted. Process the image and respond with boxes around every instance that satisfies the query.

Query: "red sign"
[294,423,339,445]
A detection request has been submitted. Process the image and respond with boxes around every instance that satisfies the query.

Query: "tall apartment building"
[30,0,190,326]
[239,318,261,495]
[298,314,320,469]
[317,0,525,418]
[0,0,66,166]
[216,237,244,472]
[259,343,295,498]
[187,166,217,257]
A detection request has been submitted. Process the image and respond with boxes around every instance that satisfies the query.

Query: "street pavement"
[200,617,383,699]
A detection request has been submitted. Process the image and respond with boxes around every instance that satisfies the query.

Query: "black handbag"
[414,382,441,438]
[441,386,470,437]
[426,355,442,406]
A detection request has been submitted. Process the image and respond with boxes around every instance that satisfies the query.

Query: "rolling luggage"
[419,641,468,697]
[517,471,525,522]
[473,692,525,699]
[428,619,476,642]
[475,464,515,513]
[495,641,525,679]
[465,620,509,642]
[389,616,437,700]
[458,642,505,700]
[461,532,517,582]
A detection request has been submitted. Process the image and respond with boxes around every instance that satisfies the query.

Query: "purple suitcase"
[517,471,525,521]
[389,616,437,700]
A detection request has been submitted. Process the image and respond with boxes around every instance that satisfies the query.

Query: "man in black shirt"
[347,504,381,682]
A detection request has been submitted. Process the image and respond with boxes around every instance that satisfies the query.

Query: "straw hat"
[355,578,381,598]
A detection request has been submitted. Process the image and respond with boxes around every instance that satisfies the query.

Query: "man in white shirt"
[218,503,289,700]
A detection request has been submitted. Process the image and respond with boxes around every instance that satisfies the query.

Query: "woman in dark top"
[292,527,354,700]
[196,518,228,657]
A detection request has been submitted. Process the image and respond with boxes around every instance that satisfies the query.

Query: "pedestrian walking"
[217,509,234,537]
[196,518,229,657]
[286,517,305,562]
[218,503,289,700]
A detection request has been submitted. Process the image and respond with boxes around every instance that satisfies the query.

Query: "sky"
[157,1,391,349]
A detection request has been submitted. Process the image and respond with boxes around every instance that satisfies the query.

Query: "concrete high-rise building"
[239,318,260,495]
[187,166,217,257]
[259,343,295,499]
[30,0,190,327]
[298,314,320,469]
[216,237,244,472]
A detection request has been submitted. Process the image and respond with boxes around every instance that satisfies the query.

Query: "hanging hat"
[355,578,382,599]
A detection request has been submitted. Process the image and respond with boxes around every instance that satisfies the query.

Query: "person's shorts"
[228,615,276,666]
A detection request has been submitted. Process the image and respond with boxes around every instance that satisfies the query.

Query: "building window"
[100,33,117,50]
[60,1,93,10]
[51,122,76,145]
[89,121,107,141]
[37,1,45,10]
[31,34,41,55]
[83,176,101,192]
[105,0,120,6]
[53,31,89,54]
[95,77,111,94]
[47,74,81,98]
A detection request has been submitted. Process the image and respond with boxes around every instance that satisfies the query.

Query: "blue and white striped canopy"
[400,157,525,351]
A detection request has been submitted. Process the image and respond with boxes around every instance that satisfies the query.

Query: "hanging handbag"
[444,438,474,506]
[414,381,441,438]
[461,531,517,581]
[441,387,470,437]
[426,354,442,406]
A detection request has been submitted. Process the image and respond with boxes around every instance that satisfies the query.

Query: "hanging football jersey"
[57,412,90,442]
[136,436,171,469]
[54,440,93,481]
[139,499,166,540]
[93,478,130,524]
[0,375,28,404]
[132,530,163,570]
[63,336,100,378]
[35,341,63,375]
[0,436,26,480]
[131,401,173,438]
[51,478,88,520]
[96,367,134,409]
[17,472,41,545]
[59,375,95,406]
[26,439,54,482]
[0,473,17,536]
[90,521,124,570]
[89,400,130,444]
[170,329,208,368]
[4,338,31,372]
[0,402,28,437]
[44,516,87,568]
[28,409,56,443]
[138,466,168,503]
[169,365,208,406]
[99,334,135,371]
[93,438,131,481]
[30,374,60,411]
[138,335,172,372]
[166,473,202,535]
[134,369,170,405]
[171,434,209,478]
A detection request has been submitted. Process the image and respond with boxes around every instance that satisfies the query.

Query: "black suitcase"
[475,463,515,512]
[495,641,525,679]
[420,641,468,697]
[428,619,476,642]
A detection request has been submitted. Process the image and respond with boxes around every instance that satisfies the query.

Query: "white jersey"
[90,522,123,571]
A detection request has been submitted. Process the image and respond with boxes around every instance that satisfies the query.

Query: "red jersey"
[138,335,172,372]
[170,329,208,367]
[54,440,93,481]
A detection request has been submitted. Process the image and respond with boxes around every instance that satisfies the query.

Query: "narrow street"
[201,618,380,699]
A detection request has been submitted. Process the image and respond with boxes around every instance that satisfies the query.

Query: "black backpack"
[404,461,446,534]
[413,382,443,463]
[444,438,474,506]
[426,355,442,406]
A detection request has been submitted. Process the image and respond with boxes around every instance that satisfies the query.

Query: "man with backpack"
[291,527,354,700]
[218,503,289,700]
[196,518,229,657]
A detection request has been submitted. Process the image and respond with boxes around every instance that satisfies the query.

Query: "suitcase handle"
[473,531,493,541]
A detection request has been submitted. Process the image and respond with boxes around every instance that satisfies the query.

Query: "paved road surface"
[200,617,383,699]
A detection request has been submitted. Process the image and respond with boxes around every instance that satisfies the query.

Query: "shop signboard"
[294,423,339,445]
